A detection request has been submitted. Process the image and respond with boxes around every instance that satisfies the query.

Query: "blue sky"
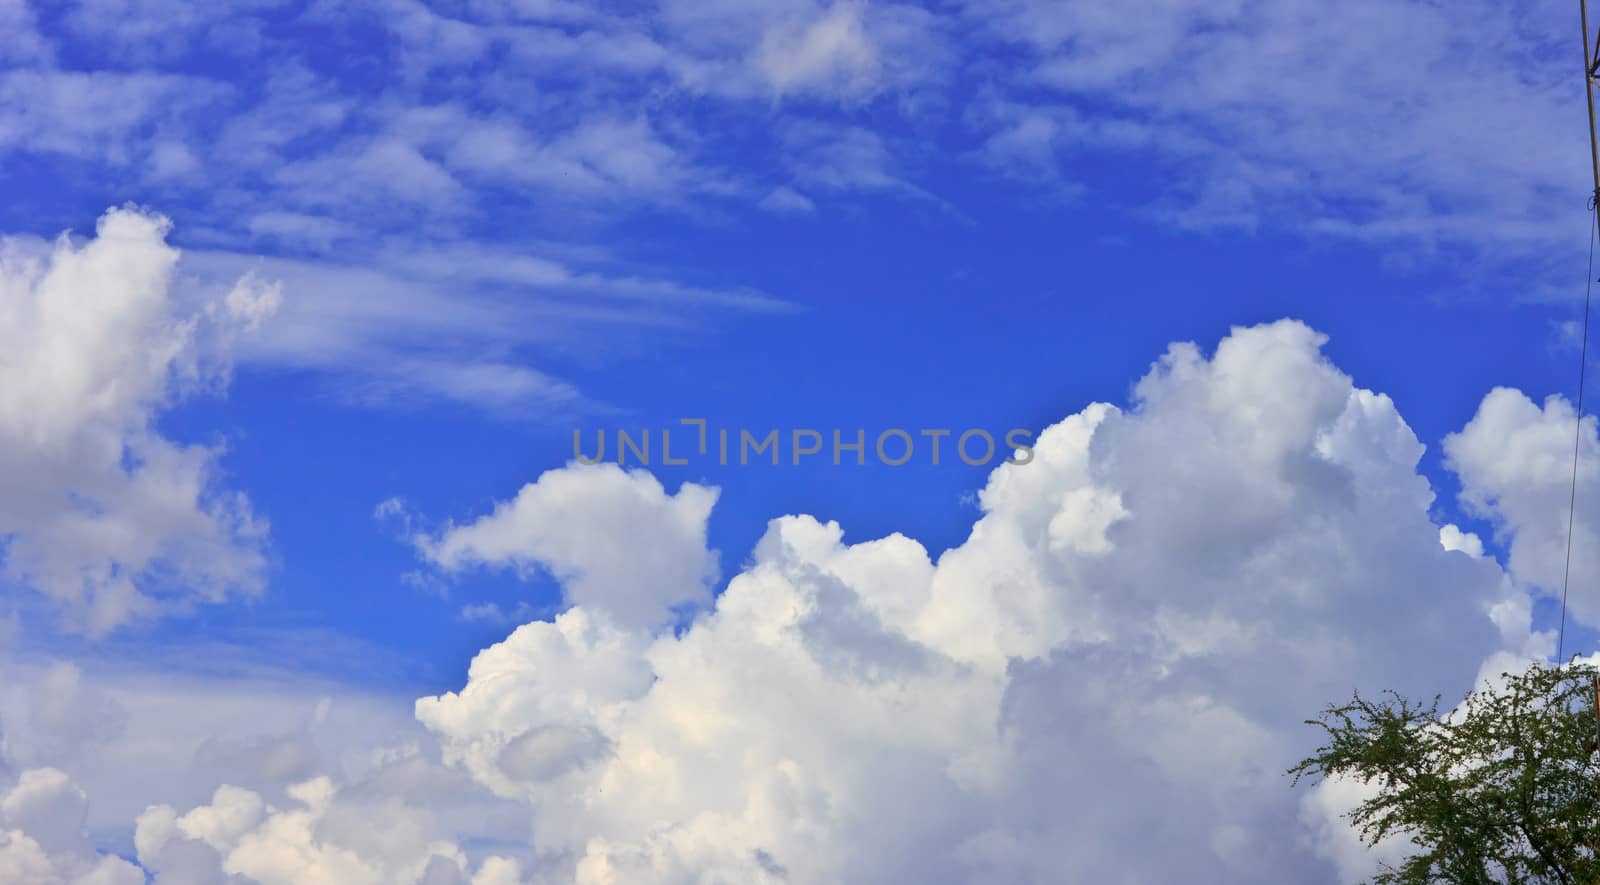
[3,1,1600,882]
[148,225,1580,693]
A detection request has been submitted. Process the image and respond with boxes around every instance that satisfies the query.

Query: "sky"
[3,0,1600,882]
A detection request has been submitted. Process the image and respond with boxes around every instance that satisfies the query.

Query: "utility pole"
[1583,0,1600,200]
[1578,2,1600,757]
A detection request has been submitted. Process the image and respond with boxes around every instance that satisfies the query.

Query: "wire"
[1558,200,1597,666]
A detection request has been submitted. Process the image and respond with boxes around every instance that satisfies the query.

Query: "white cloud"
[0,663,127,774]
[457,601,538,625]
[0,208,273,634]
[0,70,225,165]
[0,0,1576,284]
[0,769,143,885]
[59,0,284,62]
[642,0,944,101]
[0,0,52,65]
[174,240,785,415]
[757,186,816,214]
[756,3,879,98]
[414,464,720,630]
[132,775,521,885]
[1445,386,1600,637]
[0,318,1571,882]
[0,639,541,885]
[209,63,350,177]
[783,123,942,206]
[465,0,593,24]
[1440,523,1485,558]
[245,212,356,251]
[964,0,1579,255]
[395,319,1519,882]
[442,115,705,204]
[276,138,468,212]
[1297,773,1412,884]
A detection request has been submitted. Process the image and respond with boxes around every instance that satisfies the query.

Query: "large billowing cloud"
[10,318,1568,882]
[402,320,1520,883]
[0,207,276,635]
[117,319,1524,883]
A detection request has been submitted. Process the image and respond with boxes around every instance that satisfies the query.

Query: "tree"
[1290,662,1600,884]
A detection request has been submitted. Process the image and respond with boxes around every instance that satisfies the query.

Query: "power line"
[1559,0,1600,665]
[1558,206,1596,666]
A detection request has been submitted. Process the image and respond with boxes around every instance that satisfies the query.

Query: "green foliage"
[1290,663,1600,884]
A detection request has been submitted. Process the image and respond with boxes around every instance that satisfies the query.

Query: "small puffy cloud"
[1440,523,1485,558]
[0,207,273,634]
[457,601,537,625]
[414,464,720,629]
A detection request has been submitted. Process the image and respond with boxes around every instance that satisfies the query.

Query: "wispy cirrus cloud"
[0,69,227,165]
[177,236,790,415]
[964,0,1582,258]
[6,0,1581,257]
[0,0,1586,426]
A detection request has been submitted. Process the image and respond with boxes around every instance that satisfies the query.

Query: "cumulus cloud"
[0,656,493,848]
[0,207,275,634]
[1297,772,1412,883]
[10,318,1569,883]
[133,775,523,885]
[0,768,143,885]
[1445,387,1600,631]
[396,319,1521,882]
[414,464,720,630]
